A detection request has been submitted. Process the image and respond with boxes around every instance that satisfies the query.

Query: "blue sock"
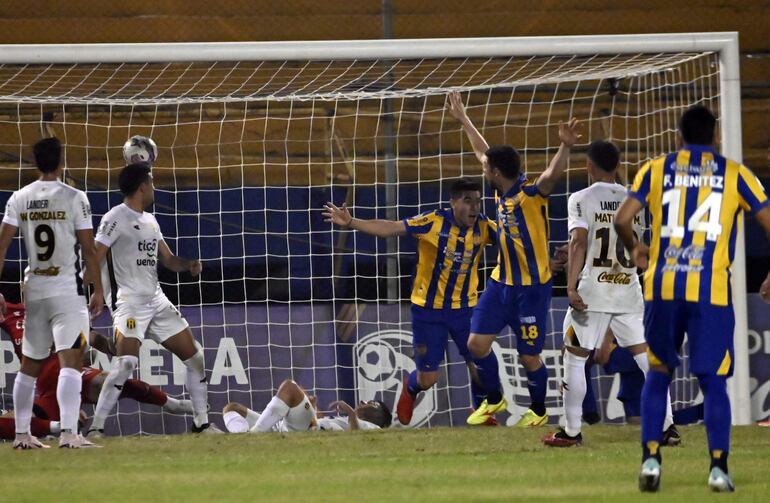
[582,363,597,415]
[473,351,502,404]
[470,378,486,409]
[699,374,731,472]
[526,363,548,416]
[641,369,672,461]
[407,370,422,398]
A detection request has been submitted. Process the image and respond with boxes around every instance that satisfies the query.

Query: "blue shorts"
[470,279,552,356]
[644,300,735,377]
[411,304,473,372]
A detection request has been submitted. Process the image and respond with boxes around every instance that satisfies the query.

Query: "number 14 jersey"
[568,181,644,313]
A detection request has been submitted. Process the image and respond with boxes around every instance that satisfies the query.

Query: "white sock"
[57,367,83,433]
[223,410,249,433]
[91,355,138,430]
[633,351,674,429]
[563,351,588,437]
[50,421,61,435]
[12,372,36,435]
[254,396,290,432]
[163,396,182,412]
[183,349,209,427]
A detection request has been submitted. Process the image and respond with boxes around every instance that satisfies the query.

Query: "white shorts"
[224,395,316,433]
[22,295,89,360]
[113,291,189,344]
[563,308,645,351]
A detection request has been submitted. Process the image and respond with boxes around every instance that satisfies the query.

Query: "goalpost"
[0,32,751,431]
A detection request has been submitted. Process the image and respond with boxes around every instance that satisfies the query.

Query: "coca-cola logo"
[597,271,633,285]
[664,244,705,261]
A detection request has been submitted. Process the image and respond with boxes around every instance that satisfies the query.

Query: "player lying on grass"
[223,379,391,433]
[323,178,496,425]
[0,301,193,440]
[447,91,580,427]
[542,140,677,447]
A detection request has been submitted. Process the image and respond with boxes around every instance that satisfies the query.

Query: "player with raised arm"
[86,162,219,436]
[222,379,391,433]
[615,106,770,492]
[542,141,677,447]
[323,178,496,425]
[446,91,580,426]
[0,137,104,449]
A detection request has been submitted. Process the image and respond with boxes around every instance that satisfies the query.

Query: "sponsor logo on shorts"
[126,318,136,330]
[32,266,60,276]
[597,271,633,285]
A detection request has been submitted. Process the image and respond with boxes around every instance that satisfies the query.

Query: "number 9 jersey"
[2,180,92,301]
[628,145,770,306]
[568,181,645,313]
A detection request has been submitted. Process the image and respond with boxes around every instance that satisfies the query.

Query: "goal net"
[0,35,745,432]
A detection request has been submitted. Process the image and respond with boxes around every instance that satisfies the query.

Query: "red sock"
[119,379,168,406]
[0,417,15,440]
[30,417,52,437]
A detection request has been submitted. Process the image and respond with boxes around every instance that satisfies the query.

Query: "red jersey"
[0,302,26,361]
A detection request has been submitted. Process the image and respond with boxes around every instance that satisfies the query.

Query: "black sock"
[710,451,729,474]
[486,390,503,405]
[530,402,546,416]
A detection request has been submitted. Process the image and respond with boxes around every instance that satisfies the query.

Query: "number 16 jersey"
[2,180,92,301]
[568,181,644,313]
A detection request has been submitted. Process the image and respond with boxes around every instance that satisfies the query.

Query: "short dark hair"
[370,400,392,428]
[679,105,716,145]
[587,140,620,173]
[484,145,521,180]
[449,178,482,199]
[33,137,62,173]
[119,163,152,196]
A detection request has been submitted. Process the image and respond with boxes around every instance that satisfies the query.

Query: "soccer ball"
[123,135,158,165]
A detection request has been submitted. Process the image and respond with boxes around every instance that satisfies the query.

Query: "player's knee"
[467,336,490,358]
[564,349,588,368]
[519,354,542,371]
[223,402,247,416]
[182,347,205,375]
[277,379,304,405]
[417,372,438,389]
[115,355,139,376]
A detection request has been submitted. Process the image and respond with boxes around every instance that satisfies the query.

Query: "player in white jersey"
[86,163,220,436]
[0,137,104,449]
[542,141,676,447]
[222,379,391,433]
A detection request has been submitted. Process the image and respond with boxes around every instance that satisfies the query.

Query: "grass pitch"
[2,425,769,502]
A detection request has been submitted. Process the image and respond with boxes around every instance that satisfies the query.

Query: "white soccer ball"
[123,135,158,165]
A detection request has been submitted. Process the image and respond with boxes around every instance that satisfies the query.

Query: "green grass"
[2,425,769,502]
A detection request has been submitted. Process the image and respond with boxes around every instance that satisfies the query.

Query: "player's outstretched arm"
[322,202,406,238]
[158,240,202,276]
[446,91,489,164]
[567,228,589,311]
[329,400,359,430]
[614,197,648,270]
[536,118,581,196]
[76,228,104,319]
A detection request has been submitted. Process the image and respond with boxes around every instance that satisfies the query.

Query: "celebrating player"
[0,137,104,449]
[542,141,677,447]
[86,162,218,436]
[223,379,391,433]
[0,301,192,439]
[323,178,497,425]
[446,91,580,426]
[615,105,770,492]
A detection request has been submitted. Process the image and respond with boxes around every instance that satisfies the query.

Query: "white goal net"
[0,35,743,432]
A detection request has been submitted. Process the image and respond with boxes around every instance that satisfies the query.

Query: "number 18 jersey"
[2,180,92,301]
[628,145,769,306]
[568,181,644,313]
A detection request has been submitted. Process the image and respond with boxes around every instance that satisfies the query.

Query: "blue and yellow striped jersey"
[490,175,552,286]
[628,145,769,306]
[403,208,496,309]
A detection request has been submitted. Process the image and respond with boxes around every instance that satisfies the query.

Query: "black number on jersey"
[34,224,55,261]
[592,227,635,269]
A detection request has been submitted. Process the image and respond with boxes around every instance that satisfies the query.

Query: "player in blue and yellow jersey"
[447,91,581,427]
[615,106,770,493]
[322,178,498,425]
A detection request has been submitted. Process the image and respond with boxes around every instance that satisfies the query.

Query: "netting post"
[718,33,751,425]
[383,0,399,302]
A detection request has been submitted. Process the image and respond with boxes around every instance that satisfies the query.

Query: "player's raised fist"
[189,260,202,277]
